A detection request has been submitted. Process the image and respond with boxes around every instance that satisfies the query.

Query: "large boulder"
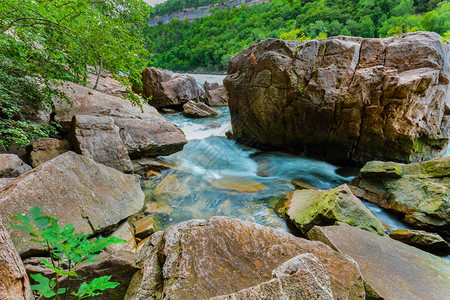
[183,100,219,118]
[308,223,450,300]
[211,253,334,300]
[125,217,365,300]
[0,152,144,256]
[278,184,385,235]
[0,154,32,178]
[140,67,206,108]
[0,218,33,300]
[68,115,133,173]
[354,156,450,237]
[27,138,71,167]
[204,81,228,107]
[224,32,450,164]
[54,82,187,158]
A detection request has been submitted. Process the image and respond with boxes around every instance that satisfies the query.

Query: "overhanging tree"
[0,0,151,149]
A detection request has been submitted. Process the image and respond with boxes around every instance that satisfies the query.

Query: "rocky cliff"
[224,32,450,164]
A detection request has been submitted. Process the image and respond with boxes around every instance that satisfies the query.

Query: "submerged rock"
[0,218,33,300]
[225,32,450,164]
[0,152,144,256]
[0,154,31,178]
[27,138,71,167]
[211,253,334,300]
[140,67,206,108]
[125,217,364,300]
[278,184,385,235]
[183,100,219,118]
[208,176,266,192]
[54,82,187,158]
[204,81,229,107]
[389,229,450,255]
[68,115,133,173]
[308,223,450,300]
[355,157,450,237]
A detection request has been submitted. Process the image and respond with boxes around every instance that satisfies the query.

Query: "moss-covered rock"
[356,156,450,237]
[277,184,385,235]
[389,229,450,255]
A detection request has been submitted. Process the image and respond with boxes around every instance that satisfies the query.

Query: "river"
[141,74,419,237]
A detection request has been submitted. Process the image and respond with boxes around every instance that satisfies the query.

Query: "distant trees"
[145,0,450,72]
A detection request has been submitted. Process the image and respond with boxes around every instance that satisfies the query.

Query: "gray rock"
[308,223,450,300]
[0,154,32,178]
[68,115,133,173]
[54,82,187,158]
[183,100,219,118]
[225,32,450,164]
[0,151,144,256]
[140,67,206,108]
[0,178,15,191]
[204,81,228,107]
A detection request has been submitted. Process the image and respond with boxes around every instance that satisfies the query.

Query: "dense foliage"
[0,0,150,149]
[152,0,225,16]
[12,207,125,299]
[145,0,450,72]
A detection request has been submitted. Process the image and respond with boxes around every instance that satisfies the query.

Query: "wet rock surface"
[125,217,364,300]
[225,32,450,164]
[0,152,144,256]
[355,157,450,237]
[308,223,450,300]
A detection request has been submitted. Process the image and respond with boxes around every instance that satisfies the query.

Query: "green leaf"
[72,276,120,298]
[30,273,56,298]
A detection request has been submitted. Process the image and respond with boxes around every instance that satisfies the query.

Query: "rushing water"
[142,74,417,236]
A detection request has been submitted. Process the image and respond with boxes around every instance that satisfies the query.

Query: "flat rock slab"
[125,217,364,300]
[308,223,450,300]
[0,151,144,256]
[55,82,187,158]
[0,154,31,178]
[183,100,219,118]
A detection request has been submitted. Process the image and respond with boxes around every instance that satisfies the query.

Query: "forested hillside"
[153,0,224,15]
[145,0,450,72]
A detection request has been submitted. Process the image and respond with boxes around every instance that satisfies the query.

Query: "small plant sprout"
[11,207,126,299]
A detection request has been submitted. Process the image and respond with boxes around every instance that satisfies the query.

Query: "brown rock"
[132,158,172,177]
[0,178,14,191]
[68,115,133,173]
[204,81,229,107]
[225,32,450,164]
[145,202,173,215]
[27,138,71,167]
[389,229,450,255]
[211,253,334,300]
[87,71,129,97]
[0,218,33,300]
[208,176,266,192]
[54,82,187,158]
[0,154,32,178]
[133,216,158,240]
[125,217,364,300]
[308,223,450,300]
[183,100,219,118]
[58,251,139,300]
[140,67,206,108]
[0,152,144,256]
[106,221,137,253]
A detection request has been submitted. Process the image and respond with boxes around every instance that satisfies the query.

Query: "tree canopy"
[0,0,150,148]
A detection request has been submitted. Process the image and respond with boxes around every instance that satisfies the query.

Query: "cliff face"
[148,0,267,26]
[224,32,450,164]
